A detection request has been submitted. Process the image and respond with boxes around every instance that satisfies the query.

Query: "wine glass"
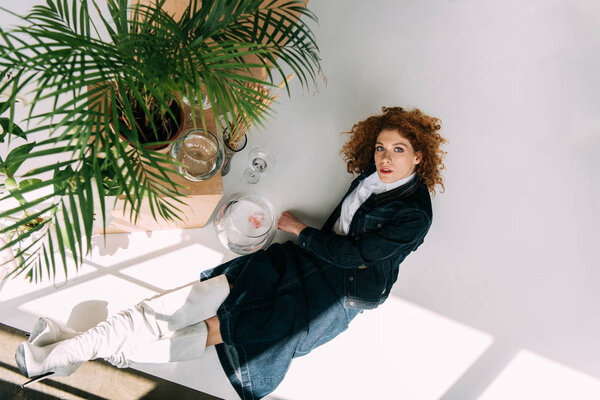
[243,147,273,184]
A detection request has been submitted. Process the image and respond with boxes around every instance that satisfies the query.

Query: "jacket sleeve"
[297,209,431,268]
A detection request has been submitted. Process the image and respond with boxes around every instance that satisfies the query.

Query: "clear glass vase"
[170,128,224,181]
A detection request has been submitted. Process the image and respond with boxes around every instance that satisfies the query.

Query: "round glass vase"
[170,128,224,181]
[213,193,277,255]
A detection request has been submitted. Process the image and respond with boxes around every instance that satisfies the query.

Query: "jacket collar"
[374,177,421,206]
[320,164,423,232]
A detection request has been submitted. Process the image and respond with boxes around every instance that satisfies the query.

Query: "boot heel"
[20,371,54,388]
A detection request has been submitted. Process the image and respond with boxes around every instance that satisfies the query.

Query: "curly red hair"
[340,106,447,194]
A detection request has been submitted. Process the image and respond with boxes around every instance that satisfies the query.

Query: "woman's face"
[374,129,421,183]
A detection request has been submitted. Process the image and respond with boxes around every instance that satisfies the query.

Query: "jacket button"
[358,264,367,269]
[349,276,354,281]
[377,223,382,228]
[349,301,355,306]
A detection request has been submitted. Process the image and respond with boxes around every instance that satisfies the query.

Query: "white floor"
[3,0,600,399]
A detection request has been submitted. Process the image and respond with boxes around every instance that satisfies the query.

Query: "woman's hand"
[277,211,308,236]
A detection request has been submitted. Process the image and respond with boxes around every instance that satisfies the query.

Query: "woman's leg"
[108,315,224,367]
[16,275,230,379]
[108,274,230,365]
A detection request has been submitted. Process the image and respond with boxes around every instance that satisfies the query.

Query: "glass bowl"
[213,193,277,255]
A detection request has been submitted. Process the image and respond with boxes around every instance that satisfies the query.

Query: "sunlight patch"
[479,349,600,400]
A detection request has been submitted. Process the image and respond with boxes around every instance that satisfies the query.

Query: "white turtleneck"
[333,172,416,236]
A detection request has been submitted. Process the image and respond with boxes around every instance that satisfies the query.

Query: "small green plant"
[0,99,25,143]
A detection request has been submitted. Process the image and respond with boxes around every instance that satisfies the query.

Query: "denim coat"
[202,164,432,400]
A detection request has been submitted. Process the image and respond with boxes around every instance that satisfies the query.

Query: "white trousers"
[102,274,231,367]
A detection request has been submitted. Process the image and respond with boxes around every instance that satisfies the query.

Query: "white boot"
[139,274,231,332]
[106,274,230,367]
[16,305,158,381]
[131,320,208,363]
[26,317,208,367]
[15,275,230,380]
[28,317,80,347]
[106,320,209,368]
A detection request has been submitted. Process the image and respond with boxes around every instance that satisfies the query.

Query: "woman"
[15,106,447,399]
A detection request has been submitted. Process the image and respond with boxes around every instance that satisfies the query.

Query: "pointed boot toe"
[15,341,82,382]
[15,342,29,377]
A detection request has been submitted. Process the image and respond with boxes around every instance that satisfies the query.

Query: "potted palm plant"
[0,0,321,282]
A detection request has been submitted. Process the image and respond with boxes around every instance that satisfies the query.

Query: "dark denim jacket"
[298,163,433,310]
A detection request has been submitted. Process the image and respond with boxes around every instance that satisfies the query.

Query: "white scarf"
[333,172,415,236]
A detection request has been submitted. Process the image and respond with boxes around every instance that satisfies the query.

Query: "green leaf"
[68,184,84,263]
[60,201,78,262]
[2,176,27,207]
[22,159,79,177]
[46,228,58,281]
[0,192,56,219]
[0,117,26,142]
[52,213,68,272]
[5,143,36,176]
[0,205,53,235]
[18,178,43,190]
[52,165,75,194]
